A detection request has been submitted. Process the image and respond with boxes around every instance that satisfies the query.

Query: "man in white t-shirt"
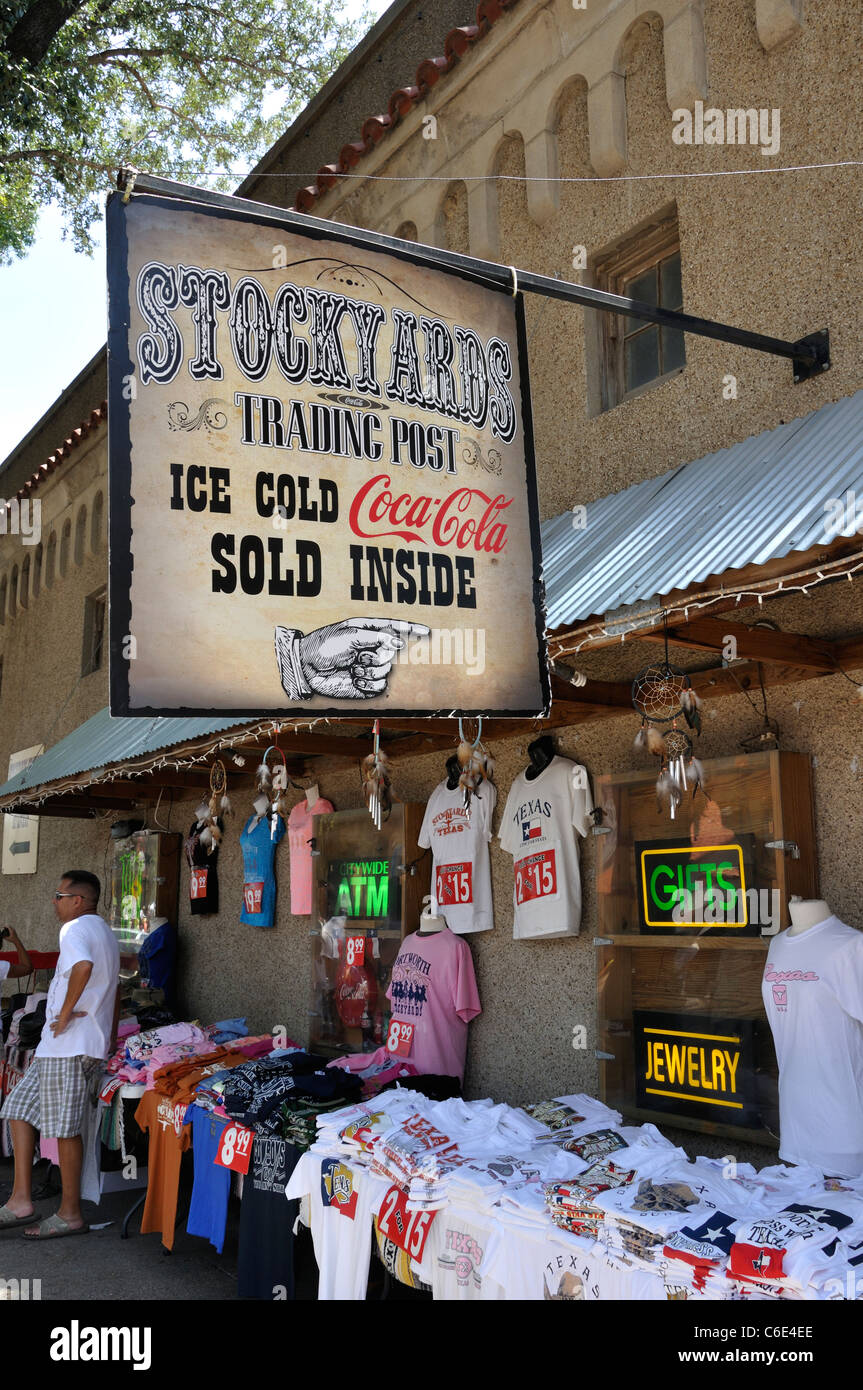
[0,870,120,1239]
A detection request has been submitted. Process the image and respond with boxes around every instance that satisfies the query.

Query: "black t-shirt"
[184,818,221,915]
[238,1135,300,1299]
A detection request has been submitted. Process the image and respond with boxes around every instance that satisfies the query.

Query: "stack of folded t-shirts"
[545,1159,639,1240]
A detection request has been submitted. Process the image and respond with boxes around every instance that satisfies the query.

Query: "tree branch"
[3,0,91,65]
[0,147,113,174]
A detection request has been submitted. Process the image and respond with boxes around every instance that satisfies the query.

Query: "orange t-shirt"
[134,1090,192,1250]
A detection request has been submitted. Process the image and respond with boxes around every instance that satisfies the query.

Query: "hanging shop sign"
[635,833,757,935]
[1,745,43,875]
[107,188,549,717]
[633,1010,758,1128]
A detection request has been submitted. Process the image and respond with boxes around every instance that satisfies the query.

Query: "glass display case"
[107,829,181,954]
[594,751,817,1143]
[308,804,430,1057]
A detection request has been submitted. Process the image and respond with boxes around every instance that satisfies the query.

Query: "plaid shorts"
[1,1056,103,1138]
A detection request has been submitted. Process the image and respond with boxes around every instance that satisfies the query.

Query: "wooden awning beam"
[638,616,840,671]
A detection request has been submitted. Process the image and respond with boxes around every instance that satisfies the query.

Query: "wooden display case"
[308,804,430,1057]
[594,751,817,1143]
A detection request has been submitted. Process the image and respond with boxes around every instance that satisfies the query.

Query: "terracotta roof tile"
[292,0,523,214]
[12,401,107,503]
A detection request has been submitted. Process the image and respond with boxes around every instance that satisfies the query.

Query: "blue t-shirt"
[186,1105,231,1255]
[240,813,285,927]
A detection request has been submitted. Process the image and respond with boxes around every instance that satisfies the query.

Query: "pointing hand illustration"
[275,617,431,700]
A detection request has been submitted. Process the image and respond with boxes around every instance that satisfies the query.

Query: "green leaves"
[0,0,369,261]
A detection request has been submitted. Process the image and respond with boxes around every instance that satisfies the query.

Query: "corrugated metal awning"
[541,388,863,631]
[0,707,254,803]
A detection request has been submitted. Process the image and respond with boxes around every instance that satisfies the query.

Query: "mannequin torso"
[788,898,832,935]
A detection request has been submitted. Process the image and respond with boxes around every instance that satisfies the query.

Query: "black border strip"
[107,188,550,719]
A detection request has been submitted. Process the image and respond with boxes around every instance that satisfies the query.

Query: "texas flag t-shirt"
[499,757,593,940]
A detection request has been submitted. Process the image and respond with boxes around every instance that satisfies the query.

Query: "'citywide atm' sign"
[633,1010,757,1127]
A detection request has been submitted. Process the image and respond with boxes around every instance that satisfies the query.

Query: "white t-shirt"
[286,1147,384,1300]
[37,914,120,1060]
[0,960,9,983]
[419,780,496,934]
[499,757,593,939]
[762,917,863,1177]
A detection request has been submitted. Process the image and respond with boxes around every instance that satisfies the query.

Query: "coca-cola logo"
[348,474,511,552]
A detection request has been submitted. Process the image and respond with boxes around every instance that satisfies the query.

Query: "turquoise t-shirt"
[240,813,285,927]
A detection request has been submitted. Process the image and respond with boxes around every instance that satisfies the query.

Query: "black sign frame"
[633,1008,758,1128]
[106,181,550,719]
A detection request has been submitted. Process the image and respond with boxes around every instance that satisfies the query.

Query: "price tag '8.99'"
[345,934,365,967]
[213,1122,255,1174]
[385,1020,414,1057]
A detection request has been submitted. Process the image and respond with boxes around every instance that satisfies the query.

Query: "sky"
[0,0,391,464]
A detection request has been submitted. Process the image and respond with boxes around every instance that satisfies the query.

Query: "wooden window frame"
[594,214,685,412]
[82,585,107,677]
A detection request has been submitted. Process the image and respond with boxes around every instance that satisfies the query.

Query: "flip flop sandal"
[0,1205,39,1232]
[21,1213,89,1240]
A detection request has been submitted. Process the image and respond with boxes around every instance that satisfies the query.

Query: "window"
[91,492,104,552]
[82,586,107,676]
[33,543,42,598]
[19,556,29,609]
[593,212,685,411]
[74,507,87,566]
[45,532,56,588]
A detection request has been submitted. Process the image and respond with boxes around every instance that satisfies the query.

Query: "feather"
[199,826,213,848]
[457,740,473,767]
[686,757,706,793]
[680,689,694,714]
[209,824,222,848]
[195,801,209,822]
[484,755,496,778]
[220,793,232,814]
[646,725,666,756]
[634,726,648,753]
[255,762,271,786]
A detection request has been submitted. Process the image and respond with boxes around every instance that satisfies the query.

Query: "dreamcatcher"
[198,759,232,852]
[255,743,291,833]
[632,619,705,818]
[456,718,495,811]
[362,719,392,829]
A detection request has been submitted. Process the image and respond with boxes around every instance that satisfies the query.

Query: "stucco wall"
[0,0,861,1166]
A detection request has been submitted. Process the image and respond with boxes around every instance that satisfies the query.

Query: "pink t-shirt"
[386,928,481,1082]
[288,797,334,915]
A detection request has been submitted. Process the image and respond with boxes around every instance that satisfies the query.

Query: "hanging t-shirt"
[185,1105,231,1255]
[240,812,286,928]
[762,917,863,1177]
[238,1135,301,1300]
[418,780,497,935]
[499,757,593,940]
[133,1090,192,1251]
[286,1148,385,1300]
[184,818,221,915]
[288,796,333,916]
[386,929,481,1082]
